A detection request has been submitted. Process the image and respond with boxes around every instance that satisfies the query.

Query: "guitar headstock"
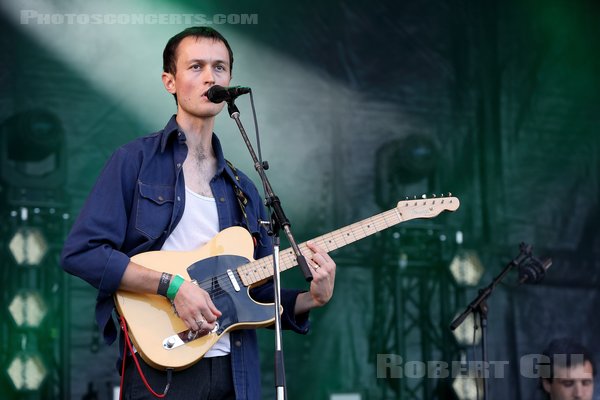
[395,194,460,220]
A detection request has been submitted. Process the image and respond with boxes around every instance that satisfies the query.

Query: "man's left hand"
[294,241,336,314]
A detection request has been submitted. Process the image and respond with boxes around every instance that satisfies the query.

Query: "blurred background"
[1,0,598,399]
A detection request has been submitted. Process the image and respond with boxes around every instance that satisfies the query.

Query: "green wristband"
[166,274,185,300]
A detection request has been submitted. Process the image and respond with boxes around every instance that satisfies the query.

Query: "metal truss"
[370,223,465,400]
[0,205,71,399]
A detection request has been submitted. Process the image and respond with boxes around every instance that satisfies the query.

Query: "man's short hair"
[162,26,234,75]
[542,337,596,381]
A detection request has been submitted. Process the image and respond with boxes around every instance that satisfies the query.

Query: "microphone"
[206,85,251,103]
[518,256,552,284]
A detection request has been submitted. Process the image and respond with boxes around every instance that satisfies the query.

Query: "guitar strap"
[225,159,252,234]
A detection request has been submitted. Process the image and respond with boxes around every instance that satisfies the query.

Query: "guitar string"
[188,199,453,298]
[189,210,401,299]
[196,199,452,297]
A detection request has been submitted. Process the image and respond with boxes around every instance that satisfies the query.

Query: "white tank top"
[161,186,231,357]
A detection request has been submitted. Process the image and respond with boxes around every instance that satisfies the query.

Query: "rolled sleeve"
[280,287,311,333]
[249,283,311,334]
[97,249,131,299]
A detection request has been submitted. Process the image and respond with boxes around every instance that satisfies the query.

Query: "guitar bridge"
[162,322,220,350]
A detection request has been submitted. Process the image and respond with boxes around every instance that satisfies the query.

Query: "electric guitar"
[115,195,460,370]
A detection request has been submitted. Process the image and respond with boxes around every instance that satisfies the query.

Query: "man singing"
[61,26,337,399]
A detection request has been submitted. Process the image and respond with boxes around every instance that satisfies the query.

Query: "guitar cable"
[119,315,172,399]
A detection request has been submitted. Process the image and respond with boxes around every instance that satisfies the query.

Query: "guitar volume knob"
[165,337,176,349]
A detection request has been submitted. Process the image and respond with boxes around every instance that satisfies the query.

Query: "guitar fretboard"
[236,196,458,287]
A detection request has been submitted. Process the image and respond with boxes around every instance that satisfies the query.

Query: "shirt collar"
[160,115,241,186]
[160,115,180,153]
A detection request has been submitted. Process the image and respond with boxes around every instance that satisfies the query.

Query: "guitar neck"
[237,196,459,286]
[280,207,401,269]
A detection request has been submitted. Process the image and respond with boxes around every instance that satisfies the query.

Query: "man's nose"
[201,66,215,84]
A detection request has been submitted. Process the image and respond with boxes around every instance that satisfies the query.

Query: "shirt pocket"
[135,181,175,239]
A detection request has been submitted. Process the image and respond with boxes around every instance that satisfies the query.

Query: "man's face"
[162,36,232,119]
[542,361,594,400]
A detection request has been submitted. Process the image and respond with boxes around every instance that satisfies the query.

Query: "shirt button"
[176,163,181,168]
[158,196,164,201]
[234,340,242,347]
[219,197,225,202]
[177,196,181,201]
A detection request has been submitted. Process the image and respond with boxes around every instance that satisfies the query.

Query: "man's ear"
[162,72,176,94]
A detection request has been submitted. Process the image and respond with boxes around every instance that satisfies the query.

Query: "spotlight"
[8,290,48,328]
[375,134,439,208]
[452,375,483,400]
[0,109,66,207]
[8,227,48,266]
[449,250,484,286]
[451,312,481,346]
[7,352,48,391]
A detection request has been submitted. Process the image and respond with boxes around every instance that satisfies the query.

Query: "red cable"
[119,315,170,399]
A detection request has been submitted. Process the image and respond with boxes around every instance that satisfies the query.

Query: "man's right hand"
[171,281,222,332]
[119,262,222,332]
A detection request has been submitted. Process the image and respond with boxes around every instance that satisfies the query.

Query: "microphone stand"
[450,243,533,400]
[226,99,313,400]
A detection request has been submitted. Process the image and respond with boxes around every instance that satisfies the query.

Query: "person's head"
[161,27,234,119]
[541,338,595,400]
[163,26,234,80]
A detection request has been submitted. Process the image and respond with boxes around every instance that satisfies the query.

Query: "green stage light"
[8,227,48,266]
[8,290,48,328]
[452,375,482,400]
[449,249,484,286]
[451,312,481,346]
[7,352,48,391]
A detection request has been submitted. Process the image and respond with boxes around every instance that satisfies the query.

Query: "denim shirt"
[61,115,310,399]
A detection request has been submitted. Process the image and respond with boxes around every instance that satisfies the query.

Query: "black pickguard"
[186,255,275,334]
